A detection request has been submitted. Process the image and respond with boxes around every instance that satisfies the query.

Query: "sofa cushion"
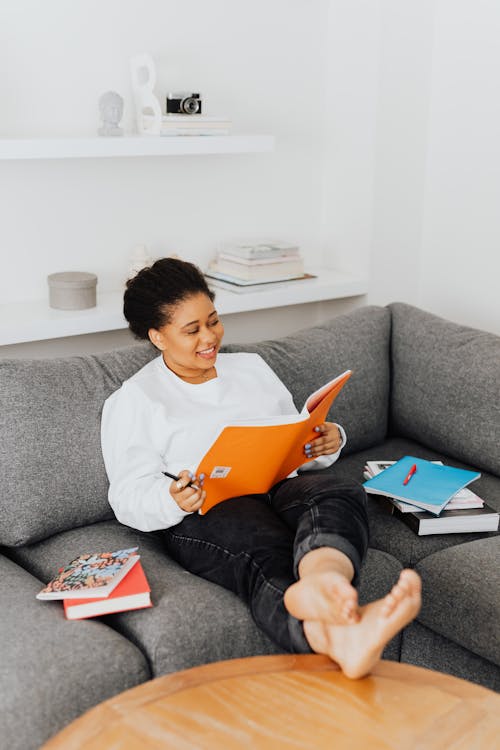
[415,536,500,667]
[401,620,500,692]
[389,302,500,477]
[8,520,281,676]
[224,305,391,454]
[0,553,150,750]
[10,519,405,673]
[0,342,157,546]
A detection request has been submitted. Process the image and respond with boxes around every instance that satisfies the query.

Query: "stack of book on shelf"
[143,113,231,136]
[363,458,499,536]
[36,547,152,620]
[205,241,314,293]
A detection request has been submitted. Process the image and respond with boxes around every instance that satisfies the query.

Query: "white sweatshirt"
[101,352,346,532]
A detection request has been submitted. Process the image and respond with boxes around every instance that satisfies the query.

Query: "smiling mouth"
[197,346,217,358]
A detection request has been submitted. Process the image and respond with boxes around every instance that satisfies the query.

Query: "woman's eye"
[209,319,220,327]
[186,329,198,335]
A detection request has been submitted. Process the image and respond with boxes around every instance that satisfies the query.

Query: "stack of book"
[363,459,499,536]
[36,547,152,620]
[205,241,314,293]
[143,113,231,136]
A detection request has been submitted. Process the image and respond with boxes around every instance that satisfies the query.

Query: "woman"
[101,258,421,678]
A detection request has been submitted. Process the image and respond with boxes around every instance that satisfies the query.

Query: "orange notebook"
[197,369,352,514]
[63,561,152,620]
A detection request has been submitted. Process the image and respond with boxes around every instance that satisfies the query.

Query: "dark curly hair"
[123,257,215,339]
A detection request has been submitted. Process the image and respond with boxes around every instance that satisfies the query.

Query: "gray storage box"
[47,271,97,310]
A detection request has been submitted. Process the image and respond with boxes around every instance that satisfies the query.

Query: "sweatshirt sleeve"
[101,383,190,532]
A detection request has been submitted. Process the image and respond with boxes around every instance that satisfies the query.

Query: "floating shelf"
[0,270,368,346]
[0,135,275,160]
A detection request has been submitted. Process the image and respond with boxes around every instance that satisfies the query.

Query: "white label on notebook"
[210,466,232,479]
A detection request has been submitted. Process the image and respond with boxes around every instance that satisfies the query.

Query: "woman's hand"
[169,470,206,513]
[304,422,343,459]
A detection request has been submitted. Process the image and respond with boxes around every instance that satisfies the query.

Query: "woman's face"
[149,293,224,377]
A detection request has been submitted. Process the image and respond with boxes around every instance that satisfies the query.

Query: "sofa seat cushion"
[8,520,281,676]
[415,537,500,667]
[401,620,500,692]
[0,342,157,547]
[329,437,499,567]
[0,554,150,750]
[10,520,406,672]
[389,302,500,477]
[223,305,391,455]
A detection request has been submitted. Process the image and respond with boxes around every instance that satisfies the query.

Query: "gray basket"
[47,271,97,310]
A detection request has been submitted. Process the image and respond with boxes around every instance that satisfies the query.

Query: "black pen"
[162,471,200,491]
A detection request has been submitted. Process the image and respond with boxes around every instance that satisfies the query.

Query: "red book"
[63,562,152,620]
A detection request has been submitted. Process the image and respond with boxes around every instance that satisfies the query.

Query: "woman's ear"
[148,328,164,350]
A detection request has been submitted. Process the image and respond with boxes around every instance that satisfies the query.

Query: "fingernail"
[199,473,205,480]
[314,426,320,432]
[304,443,311,449]
[188,472,194,479]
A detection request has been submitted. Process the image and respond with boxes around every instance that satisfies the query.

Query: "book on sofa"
[364,461,485,511]
[36,548,140,600]
[382,500,499,536]
[63,561,152,620]
[362,456,481,515]
[196,369,352,514]
[364,461,498,534]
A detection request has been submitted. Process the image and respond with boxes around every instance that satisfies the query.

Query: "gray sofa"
[1,302,499,749]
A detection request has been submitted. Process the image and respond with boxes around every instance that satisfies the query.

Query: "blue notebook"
[362,456,481,515]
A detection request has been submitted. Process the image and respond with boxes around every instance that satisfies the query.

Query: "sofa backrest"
[0,305,391,547]
[390,302,500,477]
[224,305,391,456]
[0,343,157,546]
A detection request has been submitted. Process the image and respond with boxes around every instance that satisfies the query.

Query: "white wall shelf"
[0,270,367,346]
[0,135,274,160]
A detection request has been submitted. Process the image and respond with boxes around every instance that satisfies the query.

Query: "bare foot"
[303,569,422,679]
[284,569,360,625]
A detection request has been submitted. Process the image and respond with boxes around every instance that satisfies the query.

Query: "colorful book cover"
[362,456,481,515]
[63,561,152,620]
[36,548,139,600]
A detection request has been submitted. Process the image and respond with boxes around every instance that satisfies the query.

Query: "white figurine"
[130,54,162,135]
[128,245,152,278]
[98,91,124,136]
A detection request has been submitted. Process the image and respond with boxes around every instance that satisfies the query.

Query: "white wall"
[419,0,500,334]
[2,0,500,359]
[368,0,435,309]
[2,0,363,357]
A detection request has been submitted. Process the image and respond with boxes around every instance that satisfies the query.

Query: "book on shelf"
[36,548,140,600]
[218,241,300,261]
[63,561,152,620]
[196,369,352,514]
[218,252,301,266]
[362,456,481,515]
[205,271,316,294]
[209,257,304,282]
[363,461,485,511]
[378,496,499,536]
[142,114,231,136]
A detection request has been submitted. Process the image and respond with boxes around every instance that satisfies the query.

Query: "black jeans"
[162,472,369,652]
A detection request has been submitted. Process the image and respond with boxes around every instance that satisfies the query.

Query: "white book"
[218,241,300,261]
[209,258,304,281]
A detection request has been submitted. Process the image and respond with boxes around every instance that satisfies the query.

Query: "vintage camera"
[166,92,202,115]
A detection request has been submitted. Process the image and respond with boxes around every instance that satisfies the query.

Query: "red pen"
[403,464,417,486]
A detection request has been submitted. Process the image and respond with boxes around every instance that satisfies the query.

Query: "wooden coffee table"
[43,654,500,749]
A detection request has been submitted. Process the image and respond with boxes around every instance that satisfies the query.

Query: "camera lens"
[181,97,200,114]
